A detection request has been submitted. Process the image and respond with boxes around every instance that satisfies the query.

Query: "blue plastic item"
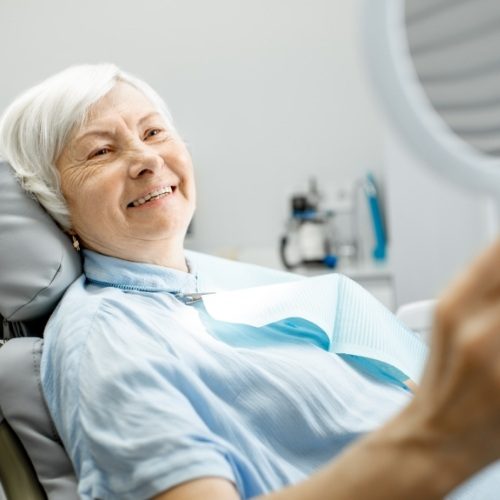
[364,173,387,261]
[323,254,338,268]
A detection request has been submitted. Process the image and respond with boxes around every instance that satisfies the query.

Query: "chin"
[144,225,189,242]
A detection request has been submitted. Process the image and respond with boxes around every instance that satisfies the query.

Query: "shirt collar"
[82,249,199,294]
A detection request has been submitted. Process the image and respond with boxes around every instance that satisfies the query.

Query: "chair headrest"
[0,162,82,322]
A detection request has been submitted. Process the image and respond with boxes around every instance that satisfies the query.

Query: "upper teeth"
[131,186,173,207]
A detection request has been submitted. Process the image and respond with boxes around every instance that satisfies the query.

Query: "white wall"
[0,0,384,257]
[384,125,497,307]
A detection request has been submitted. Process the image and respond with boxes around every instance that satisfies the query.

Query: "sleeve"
[74,301,237,500]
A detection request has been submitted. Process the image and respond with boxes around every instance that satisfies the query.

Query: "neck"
[82,237,189,272]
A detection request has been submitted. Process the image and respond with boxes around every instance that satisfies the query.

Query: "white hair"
[0,64,173,230]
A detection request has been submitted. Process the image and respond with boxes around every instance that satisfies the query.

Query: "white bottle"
[298,220,326,261]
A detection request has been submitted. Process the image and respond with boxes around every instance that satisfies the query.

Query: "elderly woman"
[1,64,500,500]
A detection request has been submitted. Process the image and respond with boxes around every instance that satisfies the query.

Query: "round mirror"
[363,0,500,195]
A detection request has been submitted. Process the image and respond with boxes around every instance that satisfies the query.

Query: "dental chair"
[0,162,81,500]
[0,162,319,499]
[0,161,434,499]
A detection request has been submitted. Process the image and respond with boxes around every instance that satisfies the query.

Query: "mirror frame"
[362,0,500,195]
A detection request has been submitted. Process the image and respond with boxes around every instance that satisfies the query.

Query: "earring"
[72,235,81,252]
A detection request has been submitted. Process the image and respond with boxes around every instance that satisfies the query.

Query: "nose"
[127,142,165,179]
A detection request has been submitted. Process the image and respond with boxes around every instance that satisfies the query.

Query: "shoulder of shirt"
[43,275,180,390]
[45,274,146,344]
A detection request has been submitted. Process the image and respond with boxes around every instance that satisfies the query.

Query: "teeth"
[131,186,173,207]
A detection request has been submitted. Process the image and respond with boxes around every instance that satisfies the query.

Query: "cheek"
[66,176,118,226]
[60,165,96,204]
[167,143,194,174]
[68,190,99,228]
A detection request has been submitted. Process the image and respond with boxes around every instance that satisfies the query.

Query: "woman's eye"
[145,128,162,139]
[89,148,110,159]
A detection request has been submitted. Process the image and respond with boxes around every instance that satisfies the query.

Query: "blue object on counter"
[323,254,338,268]
[364,173,387,261]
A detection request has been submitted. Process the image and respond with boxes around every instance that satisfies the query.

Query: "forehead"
[84,82,158,126]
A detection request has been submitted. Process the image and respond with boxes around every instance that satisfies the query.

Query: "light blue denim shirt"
[41,250,498,499]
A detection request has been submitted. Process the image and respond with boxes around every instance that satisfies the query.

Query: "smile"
[128,186,175,207]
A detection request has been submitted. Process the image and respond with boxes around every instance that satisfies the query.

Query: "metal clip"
[177,291,216,305]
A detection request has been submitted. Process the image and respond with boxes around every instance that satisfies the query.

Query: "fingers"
[424,239,500,383]
[437,238,500,327]
[424,289,500,393]
[451,299,500,373]
[415,239,500,470]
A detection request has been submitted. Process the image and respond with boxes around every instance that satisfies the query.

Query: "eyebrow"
[74,111,164,145]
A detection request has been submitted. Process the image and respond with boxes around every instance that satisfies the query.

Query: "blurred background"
[0,0,494,313]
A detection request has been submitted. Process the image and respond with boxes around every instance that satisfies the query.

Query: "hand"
[408,238,500,480]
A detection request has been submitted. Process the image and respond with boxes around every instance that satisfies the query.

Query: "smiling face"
[56,82,196,269]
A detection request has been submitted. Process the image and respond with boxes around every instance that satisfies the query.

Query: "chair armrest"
[396,299,436,344]
[0,338,78,499]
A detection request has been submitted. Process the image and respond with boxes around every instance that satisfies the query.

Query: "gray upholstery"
[0,338,78,499]
[0,162,81,325]
[0,161,80,498]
